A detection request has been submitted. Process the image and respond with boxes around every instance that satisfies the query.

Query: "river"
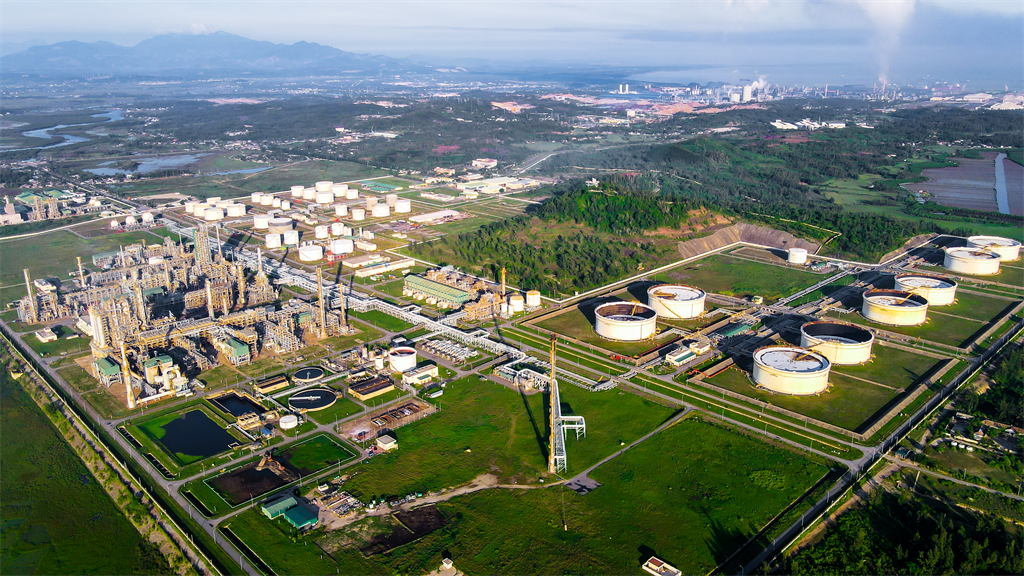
[7,110,123,151]
[994,152,1010,215]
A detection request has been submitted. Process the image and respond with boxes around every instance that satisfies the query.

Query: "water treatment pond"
[209,392,267,417]
[159,410,238,458]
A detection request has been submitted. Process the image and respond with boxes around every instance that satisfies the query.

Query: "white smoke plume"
[856,0,917,82]
[750,75,768,90]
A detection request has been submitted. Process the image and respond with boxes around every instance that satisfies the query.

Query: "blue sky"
[2,1,1021,87]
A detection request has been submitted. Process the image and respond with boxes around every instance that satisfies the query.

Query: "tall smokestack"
[77,256,85,288]
[121,344,135,410]
[22,269,37,323]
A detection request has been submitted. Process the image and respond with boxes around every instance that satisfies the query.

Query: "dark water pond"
[159,410,236,458]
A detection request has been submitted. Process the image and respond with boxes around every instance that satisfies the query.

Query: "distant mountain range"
[1,32,423,77]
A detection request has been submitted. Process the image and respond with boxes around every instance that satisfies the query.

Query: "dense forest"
[983,348,1024,428]
[786,490,1023,575]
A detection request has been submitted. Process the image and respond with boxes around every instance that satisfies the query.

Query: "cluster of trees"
[962,347,1024,428]
[0,168,33,188]
[787,490,1023,575]
[530,179,697,234]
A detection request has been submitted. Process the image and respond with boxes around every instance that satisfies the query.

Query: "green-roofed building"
[219,338,251,366]
[93,356,122,388]
[43,189,69,199]
[283,504,318,530]
[296,311,313,326]
[261,495,297,519]
[404,275,471,306]
[142,287,165,298]
[15,192,45,204]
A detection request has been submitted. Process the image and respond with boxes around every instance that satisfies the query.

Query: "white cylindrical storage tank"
[290,185,305,197]
[330,238,354,254]
[862,289,929,326]
[526,290,541,307]
[110,219,120,229]
[345,188,358,200]
[395,198,412,213]
[251,192,263,203]
[500,301,509,315]
[315,225,329,239]
[331,223,344,236]
[260,195,273,206]
[373,357,386,371]
[371,204,390,218]
[752,346,830,395]
[895,274,958,306]
[279,414,298,430]
[647,284,706,319]
[207,197,221,203]
[788,248,808,264]
[365,196,378,210]
[800,321,874,366]
[253,214,271,229]
[509,293,525,313]
[141,212,154,223]
[315,181,333,193]
[203,207,224,221]
[967,236,1021,262]
[298,244,323,262]
[351,208,366,221]
[283,230,300,245]
[215,200,233,208]
[594,302,658,341]
[335,204,349,216]
[331,183,348,195]
[125,215,138,226]
[227,204,246,217]
[302,187,316,200]
[265,233,282,249]
[271,198,281,208]
[184,201,198,214]
[943,248,1001,276]
[385,194,398,208]
[315,190,334,205]
[388,346,418,372]
[281,200,291,210]
[268,217,293,234]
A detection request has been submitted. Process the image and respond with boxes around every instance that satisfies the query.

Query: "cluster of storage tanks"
[750,320,875,396]
[498,290,542,316]
[184,198,248,221]
[941,236,1020,276]
[593,284,707,341]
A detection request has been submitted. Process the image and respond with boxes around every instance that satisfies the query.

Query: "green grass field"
[0,371,169,575]
[831,344,946,390]
[0,229,166,286]
[348,309,414,332]
[704,367,901,432]
[57,363,98,393]
[832,311,989,348]
[376,415,829,576]
[657,254,822,303]
[23,329,90,358]
[197,365,245,389]
[535,300,676,357]
[277,434,358,476]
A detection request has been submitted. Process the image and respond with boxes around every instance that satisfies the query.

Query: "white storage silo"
[207,197,222,203]
[283,230,300,245]
[110,219,120,229]
[315,190,334,204]
[253,214,271,229]
[268,217,294,234]
[365,196,378,210]
[315,225,329,239]
[752,347,830,395]
[509,293,525,313]
[260,195,273,206]
[351,208,366,221]
[943,248,1001,276]
[967,236,1021,261]
[216,200,233,208]
[141,212,155,224]
[281,200,291,210]
[394,198,412,213]
[331,223,344,236]
[647,285,705,319]
[335,204,348,216]
[251,192,263,203]
[227,204,246,217]
[788,248,808,264]
[290,185,305,197]
[266,234,282,249]
[302,188,316,200]
[331,183,348,195]
[345,188,358,200]
[800,321,874,366]
[526,290,541,307]
[862,289,928,326]
[298,244,324,262]
[895,274,958,306]
[330,238,354,254]
[204,207,224,221]
[385,194,398,208]
[184,201,198,214]
[371,204,391,218]
[315,181,333,192]
[271,198,281,208]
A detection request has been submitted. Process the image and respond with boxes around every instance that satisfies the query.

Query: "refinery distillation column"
[22,269,37,323]
[548,334,557,474]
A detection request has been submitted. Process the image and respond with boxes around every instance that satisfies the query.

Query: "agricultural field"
[657,254,822,303]
[0,371,169,575]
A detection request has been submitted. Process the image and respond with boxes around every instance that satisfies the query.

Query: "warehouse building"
[348,376,395,401]
[403,274,472,307]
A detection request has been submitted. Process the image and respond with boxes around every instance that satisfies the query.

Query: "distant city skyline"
[2,1,1021,87]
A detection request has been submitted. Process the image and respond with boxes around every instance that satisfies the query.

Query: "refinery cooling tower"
[894,274,957,306]
[943,248,1001,275]
[594,302,657,341]
[647,284,705,319]
[966,236,1021,261]
[861,289,928,326]
[800,321,873,365]
[752,346,830,395]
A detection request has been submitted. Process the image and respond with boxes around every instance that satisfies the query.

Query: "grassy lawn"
[704,367,901,432]
[356,388,406,409]
[831,345,946,390]
[833,311,988,348]
[320,325,385,351]
[291,395,363,425]
[657,254,822,303]
[918,446,1020,487]
[277,434,358,476]
[236,355,287,378]
[0,230,169,286]
[22,327,90,358]
[376,415,829,576]
[198,365,245,389]
[535,301,676,357]
[945,291,1020,322]
[348,309,414,332]
[57,364,98,393]
[0,371,167,575]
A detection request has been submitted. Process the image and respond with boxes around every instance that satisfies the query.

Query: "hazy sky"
[3,1,1022,86]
